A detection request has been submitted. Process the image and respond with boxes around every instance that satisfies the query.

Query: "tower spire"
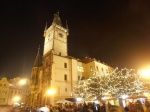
[44,22,47,31]
[66,20,69,30]
[33,45,41,67]
[53,12,62,26]
[43,22,47,37]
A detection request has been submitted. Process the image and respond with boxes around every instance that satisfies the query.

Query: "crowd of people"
[1,99,150,112]
[123,99,150,112]
[22,102,106,112]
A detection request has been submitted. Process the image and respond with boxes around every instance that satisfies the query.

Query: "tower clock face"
[58,33,63,38]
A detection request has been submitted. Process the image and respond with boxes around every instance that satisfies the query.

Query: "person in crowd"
[124,106,130,112]
[101,103,106,112]
[37,106,50,112]
[136,100,144,112]
[130,103,137,112]
[81,102,89,112]
[93,103,100,112]
[88,105,94,112]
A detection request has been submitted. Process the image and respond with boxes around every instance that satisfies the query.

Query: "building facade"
[28,12,113,107]
[0,77,30,106]
[0,77,10,105]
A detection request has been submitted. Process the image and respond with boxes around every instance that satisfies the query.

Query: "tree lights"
[73,68,150,101]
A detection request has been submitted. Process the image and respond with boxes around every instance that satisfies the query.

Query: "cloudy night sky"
[1,0,150,78]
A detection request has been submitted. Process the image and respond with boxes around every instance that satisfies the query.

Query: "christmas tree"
[73,67,148,101]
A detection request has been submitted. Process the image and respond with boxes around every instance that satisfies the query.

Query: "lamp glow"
[47,89,55,95]
[19,79,26,85]
[14,96,20,102]
[140,66,150,79]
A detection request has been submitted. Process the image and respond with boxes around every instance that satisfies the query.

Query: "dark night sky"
[1,0,150,79]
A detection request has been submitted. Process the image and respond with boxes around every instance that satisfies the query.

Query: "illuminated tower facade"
[43,12,68,56]
[28,12,113,107]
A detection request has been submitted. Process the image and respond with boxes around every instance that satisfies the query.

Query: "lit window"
[77,66,84,72]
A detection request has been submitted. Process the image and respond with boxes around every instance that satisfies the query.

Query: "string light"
[73,68,150,101]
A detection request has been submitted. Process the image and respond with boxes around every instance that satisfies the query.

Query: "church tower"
[43,12,69,56]
[27,12,114,107]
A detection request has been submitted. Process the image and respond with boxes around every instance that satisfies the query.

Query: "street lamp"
[19,79,27,85]
[47,89,55,95]
[19,79,27,107]
[139,66,150,79]
[13,96,20,107]
[46,89,55,106]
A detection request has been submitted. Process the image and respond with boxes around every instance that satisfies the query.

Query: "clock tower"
[43,12,69,56]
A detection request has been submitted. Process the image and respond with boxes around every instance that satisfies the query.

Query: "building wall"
[53,25,68,56]
[51,55,75,100]
[0,77,10,105]
[8,77,30,107]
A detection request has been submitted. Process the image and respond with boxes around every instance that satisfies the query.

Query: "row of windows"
[46,58,111,73]
[57,88,67,93]
[0,90,28,95]
[64,75,83,81]
[0,84,7,86]
[46,62,67,68]
[90,66,109,73]
[0,90,7,95]
[78,66,109,73]
[10,90,28,94]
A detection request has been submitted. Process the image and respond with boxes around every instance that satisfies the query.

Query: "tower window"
[59,52,61,56]
[64,74,67,81]
[65,88,67,92]
[58,33,63,38]
[64,63,67,68]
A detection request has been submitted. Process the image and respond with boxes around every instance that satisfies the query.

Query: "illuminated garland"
[73,68,150,101]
